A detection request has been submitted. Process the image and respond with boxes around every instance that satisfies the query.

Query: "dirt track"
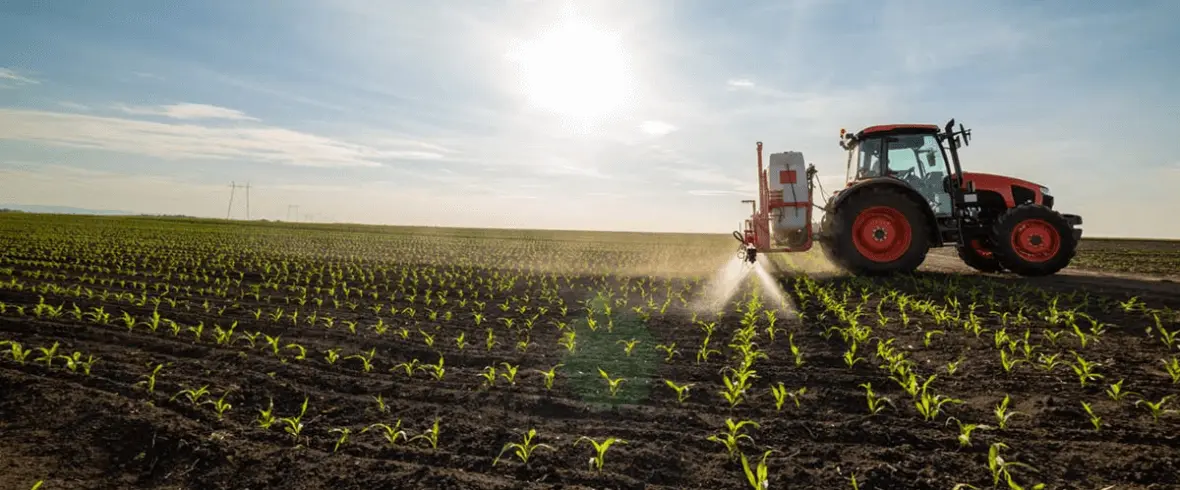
[922,248,1180,301]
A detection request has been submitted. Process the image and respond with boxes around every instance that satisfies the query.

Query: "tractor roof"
[857,124,939,138]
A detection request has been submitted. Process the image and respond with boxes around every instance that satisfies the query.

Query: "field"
[2,213,1180,490]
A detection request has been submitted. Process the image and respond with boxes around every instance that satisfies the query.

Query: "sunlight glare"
[506,16,634,120]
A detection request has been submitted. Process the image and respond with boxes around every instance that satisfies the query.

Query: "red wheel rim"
[970,239,993,258]
[1009,219,1061,263]
[851,206,912,262]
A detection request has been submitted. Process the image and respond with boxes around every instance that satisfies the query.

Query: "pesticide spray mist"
[696,253,796,317]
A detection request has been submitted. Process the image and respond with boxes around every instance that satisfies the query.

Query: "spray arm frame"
[735,141,817,260]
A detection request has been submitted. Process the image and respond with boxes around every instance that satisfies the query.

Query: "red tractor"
[736,119,1083,276]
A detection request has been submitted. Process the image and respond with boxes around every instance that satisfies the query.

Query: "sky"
[1,0,1178,238]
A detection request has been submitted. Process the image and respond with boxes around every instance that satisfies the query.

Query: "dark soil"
[3,222,1180,489]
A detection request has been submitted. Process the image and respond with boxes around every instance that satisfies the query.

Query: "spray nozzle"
[745,244,758,264]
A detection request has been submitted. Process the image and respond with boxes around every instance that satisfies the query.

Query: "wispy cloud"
[639,120,677,136]
[0,67,39,88]
[0,108,447,167]
[57,102,90,111]
[114,103,259,121]
[725,78,755,89]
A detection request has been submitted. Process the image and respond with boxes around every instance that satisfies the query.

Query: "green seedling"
[493,428,552,466]
[575,436,626,472]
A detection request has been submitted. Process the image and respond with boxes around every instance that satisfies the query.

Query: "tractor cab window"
[854,137,883,179]
[884,134,953,215]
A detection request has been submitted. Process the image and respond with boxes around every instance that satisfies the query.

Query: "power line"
[227,182,251,220]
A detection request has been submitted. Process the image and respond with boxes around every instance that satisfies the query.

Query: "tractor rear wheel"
[823,187,930,275]
[956,238,1004,273]
[990,204,1077,276]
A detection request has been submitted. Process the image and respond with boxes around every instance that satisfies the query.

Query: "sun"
[506,18,633,119]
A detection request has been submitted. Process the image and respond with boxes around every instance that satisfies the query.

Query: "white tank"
[766,151,809,244]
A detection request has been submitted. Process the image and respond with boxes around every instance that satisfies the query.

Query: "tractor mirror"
[926,152,936,167]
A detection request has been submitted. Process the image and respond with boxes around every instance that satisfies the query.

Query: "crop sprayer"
[734,119,1083,277]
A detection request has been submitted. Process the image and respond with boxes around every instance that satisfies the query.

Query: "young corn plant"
[739,449,775,490]
[257,397,277,429]
[914,376,962,422]
[617,339,640,356]
[1162,357,1180,384]
[993,394,1025,430]
[33,342,60,368]
[720,368,757,408]
[499,362,520,385]
[362,420,408,446]
[1068,352,1103,387]
[60,351,98,375]
[575,436,626,472]
[171,385,211,406]
[1106,379,1139,402]
[987,442,1041,488]
[598,368,625,397]
[424,356,446,381]
[707,418,759,460]
[1081,401,1102,431]
[330,427,351,453]
[410,418,441,449]
[493,428,552,466]
[280,396,310,441]
[534,363,563,390]
[664,380,693,404]
[209,390,233,419]
[655,343,680,362]
[860,383,893,415]
[788,332,804,366]
[945,417,990,447]
[1135,395,1175,422]
[479,365,498,388]
[345,348,377,373]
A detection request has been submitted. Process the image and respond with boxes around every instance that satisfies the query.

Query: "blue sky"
[1,0,1178,237]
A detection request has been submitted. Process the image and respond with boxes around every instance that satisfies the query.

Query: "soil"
[3,246,1180,490]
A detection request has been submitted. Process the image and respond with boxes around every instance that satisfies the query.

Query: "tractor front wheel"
[823,187,930,275]
[956,238,1004,273]
[990,204,1077,276]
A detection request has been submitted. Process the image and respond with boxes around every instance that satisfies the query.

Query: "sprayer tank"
[766,151,809,244]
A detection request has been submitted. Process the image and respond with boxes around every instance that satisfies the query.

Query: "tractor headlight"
[1039,186,1051,196]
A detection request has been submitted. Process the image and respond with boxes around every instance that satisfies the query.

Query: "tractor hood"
[960,172,1046,192]
[959,171,1052,208]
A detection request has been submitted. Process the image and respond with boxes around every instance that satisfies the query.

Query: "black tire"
[990,204,1077,276]
[824,187,931,276]
[956,239,1005,273]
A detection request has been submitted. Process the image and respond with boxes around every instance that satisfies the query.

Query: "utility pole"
[227,181,249,220]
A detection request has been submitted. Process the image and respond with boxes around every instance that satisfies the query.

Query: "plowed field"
[2,214,1179,489]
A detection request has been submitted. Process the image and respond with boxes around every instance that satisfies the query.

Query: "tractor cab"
[839,125,954,216]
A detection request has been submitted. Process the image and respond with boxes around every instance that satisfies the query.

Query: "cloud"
[57,102,90,111]
[639,120,677,136]
[0,68,39,88]
[0,108,448,168]
[114,103,259,121]
[726,78,755,88]
[688,189,743,196]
